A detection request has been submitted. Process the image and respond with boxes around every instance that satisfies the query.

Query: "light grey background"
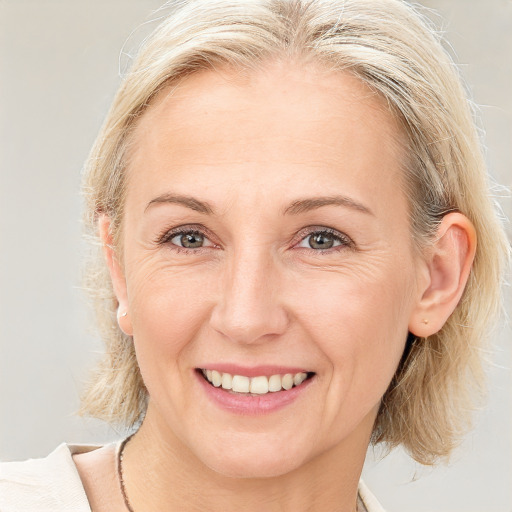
[0,1,510,511]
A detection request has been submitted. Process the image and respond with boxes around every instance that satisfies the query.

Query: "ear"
[409,212,477,338]
[98,215,133,336]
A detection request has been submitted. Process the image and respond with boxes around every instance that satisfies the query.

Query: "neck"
[122,404,374,512]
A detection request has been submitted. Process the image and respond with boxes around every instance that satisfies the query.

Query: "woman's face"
[113,62,425,477]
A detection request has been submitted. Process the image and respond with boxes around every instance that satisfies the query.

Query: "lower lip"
[195,370,314,415]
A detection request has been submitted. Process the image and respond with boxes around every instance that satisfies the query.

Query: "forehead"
[126,61,408,216]
[133,60,404,145]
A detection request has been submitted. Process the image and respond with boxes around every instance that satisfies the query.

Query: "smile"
[200,369,313,395]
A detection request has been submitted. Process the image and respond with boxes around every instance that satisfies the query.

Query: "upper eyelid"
[156,224,214,244]
[293,226,353,244]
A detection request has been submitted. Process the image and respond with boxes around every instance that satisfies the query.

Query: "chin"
[194,434,311,479]
[205,452,303,479]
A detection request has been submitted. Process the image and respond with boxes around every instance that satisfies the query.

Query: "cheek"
[294,267,412,414]
[126,262,216,385]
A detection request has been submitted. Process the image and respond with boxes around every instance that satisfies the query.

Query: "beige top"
[0,443,386,511]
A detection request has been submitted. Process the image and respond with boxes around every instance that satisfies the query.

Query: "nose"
[209,247,289,345]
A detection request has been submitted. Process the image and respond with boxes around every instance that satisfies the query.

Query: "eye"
[157,226,216,251]
[297,229,352,251]
[171,231,208,249]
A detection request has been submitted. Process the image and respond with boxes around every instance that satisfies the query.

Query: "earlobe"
[409,212,477,338]
[98,215,133,336]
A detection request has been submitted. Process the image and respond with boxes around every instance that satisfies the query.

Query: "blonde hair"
[81,0,509,465]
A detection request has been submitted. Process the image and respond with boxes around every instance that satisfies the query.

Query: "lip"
[195,368,315,415]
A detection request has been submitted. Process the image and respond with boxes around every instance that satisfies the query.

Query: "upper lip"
[196,364,312,377]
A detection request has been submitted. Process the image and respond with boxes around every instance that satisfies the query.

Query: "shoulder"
[0,443,101,512]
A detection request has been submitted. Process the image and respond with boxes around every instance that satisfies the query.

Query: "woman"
[0,0,508,510]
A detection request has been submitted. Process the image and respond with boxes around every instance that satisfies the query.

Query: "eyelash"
[156,225,214,254]
[155,225,354,254]
[295,227,354,252]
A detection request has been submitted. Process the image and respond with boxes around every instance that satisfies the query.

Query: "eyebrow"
[145,193,373,217]
[283,196,374,216]
[145,194,214,214]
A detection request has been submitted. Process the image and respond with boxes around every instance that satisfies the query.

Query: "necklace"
[117,435,136,512]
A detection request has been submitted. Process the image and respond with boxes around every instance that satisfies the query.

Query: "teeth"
[221,373,232,390]
[282,373,293,390]
[202,369,309,395]
[294,373,307,386]
[250,376,269,394]
[268,374,282,392]
[232,375,250,393]
[211,370,222,387]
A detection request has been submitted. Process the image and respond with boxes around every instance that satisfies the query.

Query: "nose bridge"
[210,243,288,344]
